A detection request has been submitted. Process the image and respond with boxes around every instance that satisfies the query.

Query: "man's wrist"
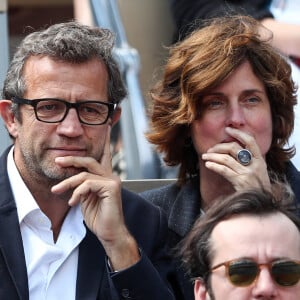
[105,235,141,271]
[107,247,141,273]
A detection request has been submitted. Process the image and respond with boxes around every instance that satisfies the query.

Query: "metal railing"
[90,0,160,179]
[0,0,11,154]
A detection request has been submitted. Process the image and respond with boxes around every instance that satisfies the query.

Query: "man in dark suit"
[0,21,176,299]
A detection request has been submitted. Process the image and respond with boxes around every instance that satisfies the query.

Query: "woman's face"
[191,61,272,160]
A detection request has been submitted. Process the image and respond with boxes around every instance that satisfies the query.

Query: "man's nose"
[56,108,84,137]
[252,268,278,298]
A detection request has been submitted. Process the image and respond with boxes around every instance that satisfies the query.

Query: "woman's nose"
[225,104,246,128]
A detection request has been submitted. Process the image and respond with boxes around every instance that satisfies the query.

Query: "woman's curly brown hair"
[146,15,297,185]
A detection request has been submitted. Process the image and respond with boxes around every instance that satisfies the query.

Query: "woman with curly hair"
[141,15,300,300]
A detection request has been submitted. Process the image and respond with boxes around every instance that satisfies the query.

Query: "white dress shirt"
[7,147,86,300]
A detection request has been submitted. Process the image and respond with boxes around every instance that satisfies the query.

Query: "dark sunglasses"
[210,258,300,287]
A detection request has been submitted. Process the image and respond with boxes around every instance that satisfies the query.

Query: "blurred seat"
[122,178,176,193]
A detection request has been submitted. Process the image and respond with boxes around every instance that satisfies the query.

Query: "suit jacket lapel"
[169,178,201,237]
[0,148,29,299]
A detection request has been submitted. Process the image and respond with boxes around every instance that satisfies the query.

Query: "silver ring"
[237,149,252,166]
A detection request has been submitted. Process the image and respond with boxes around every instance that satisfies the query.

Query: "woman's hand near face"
[201,127,271,191]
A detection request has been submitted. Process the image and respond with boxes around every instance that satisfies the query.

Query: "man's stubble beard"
[21,147,84,186]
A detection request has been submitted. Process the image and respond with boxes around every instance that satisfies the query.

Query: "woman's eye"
[246,97,260,104]
[206,99,224,109]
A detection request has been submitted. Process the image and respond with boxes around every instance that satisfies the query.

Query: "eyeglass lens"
[227,260,300,287]
[229,261,257,286]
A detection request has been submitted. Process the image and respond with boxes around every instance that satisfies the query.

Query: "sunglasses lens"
[228,261,258,286]
[272,261,300,286]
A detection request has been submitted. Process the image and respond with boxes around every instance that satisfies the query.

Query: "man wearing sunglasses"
[0,22,177,299]
[180,187,300,299]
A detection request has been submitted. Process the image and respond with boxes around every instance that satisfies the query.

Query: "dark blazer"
[141,161,300,300]
[0,147,176,300]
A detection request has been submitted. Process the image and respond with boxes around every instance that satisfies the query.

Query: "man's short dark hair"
[179,184,300,284]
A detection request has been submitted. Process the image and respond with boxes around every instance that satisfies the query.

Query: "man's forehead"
[22,56,108,98]
[210,212,300,259]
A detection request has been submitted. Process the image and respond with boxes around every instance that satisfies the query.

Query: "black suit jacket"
[0,148,176,300]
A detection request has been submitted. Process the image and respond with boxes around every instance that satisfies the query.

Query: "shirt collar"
[7,146,39,224]
[6,147,85,236]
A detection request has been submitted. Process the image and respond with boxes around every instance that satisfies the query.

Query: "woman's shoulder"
[140,182,181,209]
[140,177,200,215]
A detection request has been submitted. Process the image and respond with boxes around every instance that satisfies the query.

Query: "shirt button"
[121,289,130,298]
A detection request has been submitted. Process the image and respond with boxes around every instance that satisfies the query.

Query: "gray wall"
[0,0,12,154]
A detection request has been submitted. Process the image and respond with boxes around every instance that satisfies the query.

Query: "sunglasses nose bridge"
[252,266,278,297]
[252,263,274,284]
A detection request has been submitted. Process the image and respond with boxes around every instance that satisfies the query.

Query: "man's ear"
[194,279,210,300]
[0,100,18,138]
[111,106,121,126]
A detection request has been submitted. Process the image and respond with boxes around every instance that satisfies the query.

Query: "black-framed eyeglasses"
[210,258,300,287]
[12,96,117,125]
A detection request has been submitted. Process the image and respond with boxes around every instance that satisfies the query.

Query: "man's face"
[194,213,300,300]
[8,56,118,185]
